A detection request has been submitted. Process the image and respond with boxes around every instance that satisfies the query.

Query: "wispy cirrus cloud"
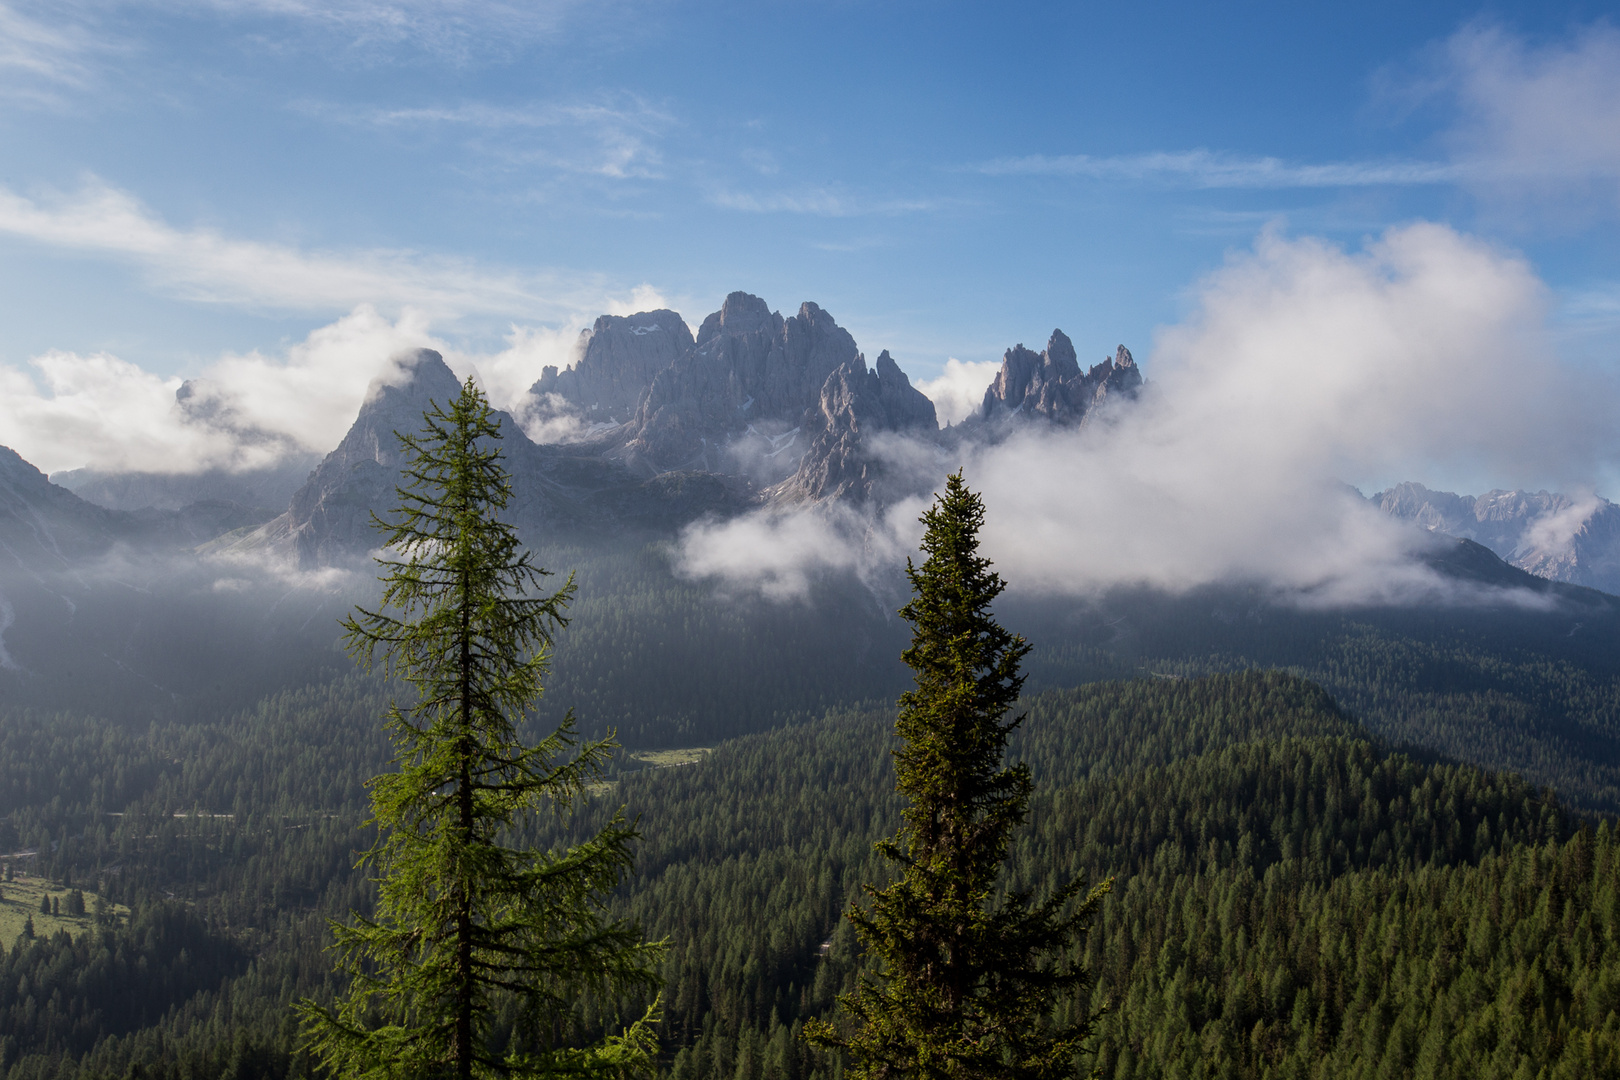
[709,186,946,217]
[302,95,674,178]
[179,0,594,58]
[0,1,113,102]
[973,149,1463,189]
[0,179,661,320]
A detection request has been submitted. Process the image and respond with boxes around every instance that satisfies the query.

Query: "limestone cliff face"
[619,293,862,480]
[977,333,1141,426]
[529,309,694,426]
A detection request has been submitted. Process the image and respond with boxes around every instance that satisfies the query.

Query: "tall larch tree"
[297,377,662,1080]
[806,470,1110,1080]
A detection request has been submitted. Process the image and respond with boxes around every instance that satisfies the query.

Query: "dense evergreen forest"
[1,670,1616,1080]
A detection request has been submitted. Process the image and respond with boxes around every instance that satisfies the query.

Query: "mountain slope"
[1377,481,1620,595]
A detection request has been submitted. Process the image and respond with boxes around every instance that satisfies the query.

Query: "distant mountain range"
[4,289,1617,596]
[1373,482,1620,596]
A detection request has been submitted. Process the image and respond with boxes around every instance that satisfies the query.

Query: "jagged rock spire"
[978,333,1140,425]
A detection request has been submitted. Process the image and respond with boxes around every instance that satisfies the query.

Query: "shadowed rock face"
[776,350,938,503]
[0,447,119,571]
[1,445,284,569]
[529,310,695,426]
[978,333,1141,425]
[53,458,320,516]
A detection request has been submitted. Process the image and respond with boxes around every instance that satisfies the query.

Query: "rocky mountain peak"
[977,333,1141,427]
[530,309,693,425]
[620,294,861,479]
[1045,329,1080,380]
[696,291,776,345]
[0,446,125,572]
[353,349,467,462]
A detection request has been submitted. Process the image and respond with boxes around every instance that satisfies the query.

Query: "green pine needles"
[297,378,663,1080]
[805,471,1111,1080]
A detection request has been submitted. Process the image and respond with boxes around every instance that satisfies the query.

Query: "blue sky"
[2,0,1619,483]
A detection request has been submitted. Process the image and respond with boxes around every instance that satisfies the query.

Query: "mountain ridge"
[1375,481,1620,595]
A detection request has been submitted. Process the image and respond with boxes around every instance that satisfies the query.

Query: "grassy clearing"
[0,873,128,943]
[628,747,711,768]
[586,748,711,798]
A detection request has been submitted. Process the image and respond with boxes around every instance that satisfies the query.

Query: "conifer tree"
[806,471,1110,1080]
[297,378,662,1080]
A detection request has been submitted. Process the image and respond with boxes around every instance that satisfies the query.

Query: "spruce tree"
[805,471,1110,1080]
[297,377,662,1080]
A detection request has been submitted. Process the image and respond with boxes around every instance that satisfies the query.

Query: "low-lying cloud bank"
[680,222,1620,606]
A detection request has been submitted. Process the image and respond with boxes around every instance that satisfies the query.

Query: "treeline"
[1,670,1617,1079]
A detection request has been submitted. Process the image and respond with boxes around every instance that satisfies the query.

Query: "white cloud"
[182,306,443,455]
[679,499,925,603]
[1438,21,1620,214]
[0,349,229,475]
[1,306,438,474]
[975,150,1461,189]
[680,222,1619,605]
[0,179,662,321]
[1,280,676,475]
[914,357,1000,426]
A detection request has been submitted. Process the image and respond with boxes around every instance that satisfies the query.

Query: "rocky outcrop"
[775,351,938,503]
[1377,482,1620,596]
[529,309,694,427]
[272,349,467,567]
[619,293,862,480]
[977,334,1141,426]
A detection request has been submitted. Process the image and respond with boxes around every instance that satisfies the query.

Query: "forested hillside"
[9,532,1620,817]
[2,672,1614,1080]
